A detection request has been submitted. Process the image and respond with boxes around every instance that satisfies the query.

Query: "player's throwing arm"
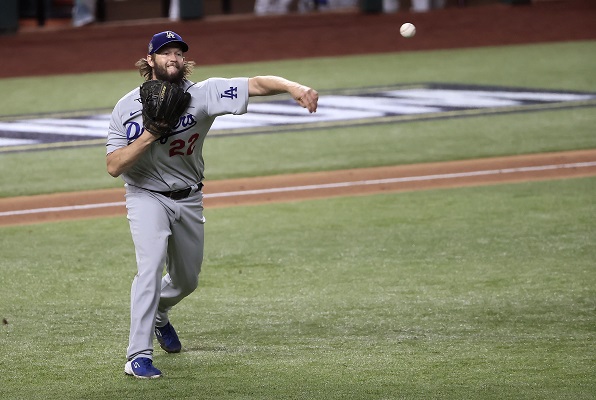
[248,75,319,113]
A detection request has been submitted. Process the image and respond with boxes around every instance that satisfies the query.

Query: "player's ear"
[146,55,155,67]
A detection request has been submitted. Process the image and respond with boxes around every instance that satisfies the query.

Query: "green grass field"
[1,179,594,399]
[1,41,596,196]
[0,39,595,398]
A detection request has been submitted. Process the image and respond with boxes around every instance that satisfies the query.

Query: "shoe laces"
[135,357,154,368]
[159,323,177,338]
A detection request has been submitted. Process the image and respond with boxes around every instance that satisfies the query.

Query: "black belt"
[152,183,203,200]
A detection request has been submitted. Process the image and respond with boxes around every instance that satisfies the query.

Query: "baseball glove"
[139,80,191,138]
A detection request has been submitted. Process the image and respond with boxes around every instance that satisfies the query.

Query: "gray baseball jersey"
[107,77,249,189]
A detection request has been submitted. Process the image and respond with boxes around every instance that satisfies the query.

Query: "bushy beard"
[153,62,185,85]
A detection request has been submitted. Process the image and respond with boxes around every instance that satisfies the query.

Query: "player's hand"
[292,85,318,113]
[144,123,170,140]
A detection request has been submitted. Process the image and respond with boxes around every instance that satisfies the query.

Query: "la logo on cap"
[148,30,189,54]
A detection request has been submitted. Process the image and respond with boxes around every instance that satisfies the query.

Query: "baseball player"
[106,30,318,379]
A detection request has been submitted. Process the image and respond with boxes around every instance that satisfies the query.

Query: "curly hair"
[135,56,196,81]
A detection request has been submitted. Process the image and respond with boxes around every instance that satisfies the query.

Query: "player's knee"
[181,276,199,295]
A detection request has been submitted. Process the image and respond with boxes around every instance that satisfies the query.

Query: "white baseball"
[400,23,416,38]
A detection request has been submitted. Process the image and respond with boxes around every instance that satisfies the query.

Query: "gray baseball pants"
[124,184,205,361]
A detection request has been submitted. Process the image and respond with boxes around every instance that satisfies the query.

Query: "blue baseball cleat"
[124,357,162,379]
[155,322,182,353]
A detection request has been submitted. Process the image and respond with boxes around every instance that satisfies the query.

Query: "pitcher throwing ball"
[106,30,318,379]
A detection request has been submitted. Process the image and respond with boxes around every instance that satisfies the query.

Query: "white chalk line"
[1,161,595,218]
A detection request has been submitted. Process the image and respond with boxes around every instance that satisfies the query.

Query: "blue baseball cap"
[148,31,189,55]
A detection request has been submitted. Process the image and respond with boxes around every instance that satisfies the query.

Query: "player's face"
[148,45,185,84]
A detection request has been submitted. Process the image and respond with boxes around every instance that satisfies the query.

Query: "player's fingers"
[296,88,318,113]
[304,96,318,113]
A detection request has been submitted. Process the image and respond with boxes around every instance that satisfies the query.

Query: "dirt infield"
[1,0,595,226]
[2,150,595,227]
